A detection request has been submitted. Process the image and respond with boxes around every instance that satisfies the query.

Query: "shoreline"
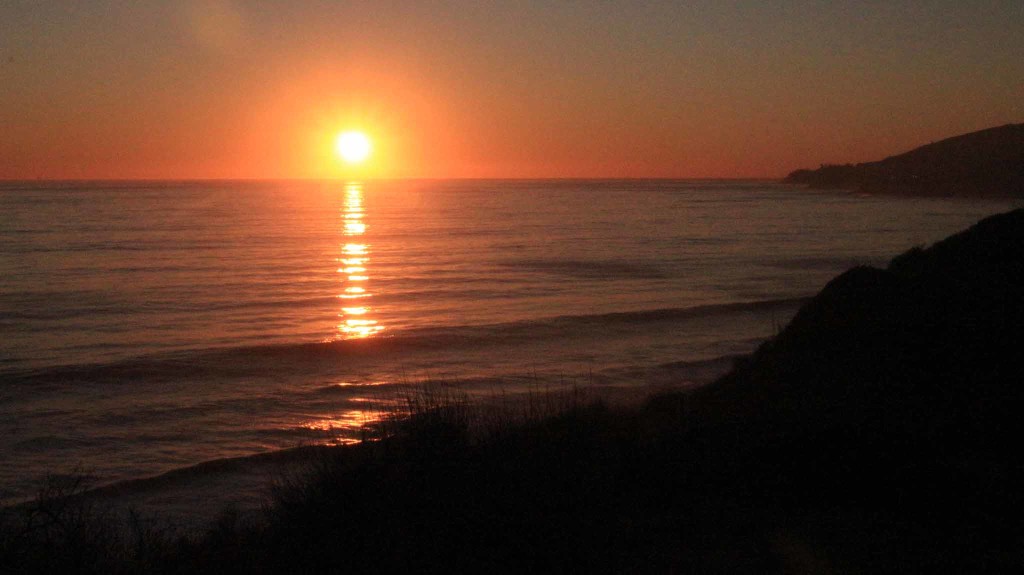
[3,363,742,529]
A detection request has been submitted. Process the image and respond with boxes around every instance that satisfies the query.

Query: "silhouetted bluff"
[690,207,1024,491]
[649,207,1024,569]
[786,123,1024,196]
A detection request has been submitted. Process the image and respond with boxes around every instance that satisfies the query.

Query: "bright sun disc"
[335,131,372,164]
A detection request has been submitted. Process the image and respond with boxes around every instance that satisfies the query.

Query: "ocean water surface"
[1,179,1019,501]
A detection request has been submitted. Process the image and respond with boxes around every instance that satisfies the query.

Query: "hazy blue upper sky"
[1,1,1021,178]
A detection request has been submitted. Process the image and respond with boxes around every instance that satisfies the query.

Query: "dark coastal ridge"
[786,123,1024,197]
[4,209,1024,572]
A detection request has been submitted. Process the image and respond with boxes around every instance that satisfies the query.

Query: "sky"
[0,1,1021,179]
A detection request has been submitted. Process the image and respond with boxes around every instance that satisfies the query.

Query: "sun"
[335,131,372,164]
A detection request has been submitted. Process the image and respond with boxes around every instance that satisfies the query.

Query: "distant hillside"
[786,123,1024,197]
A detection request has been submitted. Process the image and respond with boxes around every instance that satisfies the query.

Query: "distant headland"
[785,123,1024,197]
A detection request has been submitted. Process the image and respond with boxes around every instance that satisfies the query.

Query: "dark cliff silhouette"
[674,208,1024,562]
[4,210,1024,572]
[696,207,1024,462]
[786,123,1024,197]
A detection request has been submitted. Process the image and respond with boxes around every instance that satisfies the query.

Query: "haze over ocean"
[0,179,1018,502]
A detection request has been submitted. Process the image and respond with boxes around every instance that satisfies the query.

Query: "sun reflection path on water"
[337,182,384,338]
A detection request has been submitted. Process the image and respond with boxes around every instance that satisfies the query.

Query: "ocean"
[1,179,1020,504]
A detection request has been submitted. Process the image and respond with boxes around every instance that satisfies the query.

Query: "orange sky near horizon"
[0,1,1021,180]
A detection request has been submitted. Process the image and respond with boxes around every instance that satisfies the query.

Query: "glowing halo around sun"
[335,131,372,164]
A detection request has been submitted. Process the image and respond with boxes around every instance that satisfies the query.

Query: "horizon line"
[0,176,786,184]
